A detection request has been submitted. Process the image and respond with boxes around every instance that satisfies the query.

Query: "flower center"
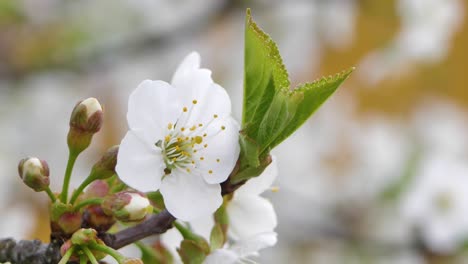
[155,99,224,174]
[156,130,203,172]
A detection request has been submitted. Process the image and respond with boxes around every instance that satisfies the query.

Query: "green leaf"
[239,132,261,168]
[146,191,166,212]
[268,67,354,149]
[177,240,206,264]
[136,241,174,264]
[209,224,225,251]
[242,8,290,140]
[235,8,353,183]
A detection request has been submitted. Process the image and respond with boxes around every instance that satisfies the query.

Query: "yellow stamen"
[194,136,203,144]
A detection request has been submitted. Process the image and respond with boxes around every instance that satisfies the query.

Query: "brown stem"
[101,209,175,249]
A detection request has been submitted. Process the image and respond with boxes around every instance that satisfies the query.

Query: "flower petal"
[181,83,233,128]
[188,215,214,241]
[127,79,180,141]
[160,171,222,221]
[236,156,278,196]
[116,130,164,192]
[170,52,213,108]
[227,196,277,240]
[171,52,202,85]
[204,249,238,264]
[171,53,232,127]
[231,232,278,258]
[196,116,240,184]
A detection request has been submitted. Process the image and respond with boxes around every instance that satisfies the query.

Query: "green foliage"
[147,191,166,212]
[137,241,174,264]
[209,224,225,251]
[177,240,206,264]
[233,9,354,183]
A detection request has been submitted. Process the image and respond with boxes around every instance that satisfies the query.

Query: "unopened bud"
[83,205,116,232]
[71,228,98,245]
[67,98,103,154]
[102,192,152,222]
[60,240,79,262]
[84,180,109,199]
[70,98,103,133]
[18,157,50,192]
[91,145,119,180]
[56,211,83,235]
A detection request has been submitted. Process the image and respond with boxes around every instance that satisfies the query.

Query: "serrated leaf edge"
[246,8,290,92]
[292,67,355,93]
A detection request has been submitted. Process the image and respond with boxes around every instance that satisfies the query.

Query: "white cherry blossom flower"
[161,159,278,262]
[204,232,278,264]
[116,52,240,221]
[227,157,278,240]
[402,154,468,253]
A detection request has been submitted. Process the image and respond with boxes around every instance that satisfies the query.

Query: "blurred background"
[1,0,467,263]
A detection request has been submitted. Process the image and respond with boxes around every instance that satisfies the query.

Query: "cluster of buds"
[102,192,152,222]
[67,98,103,154]
[81,180,116,232]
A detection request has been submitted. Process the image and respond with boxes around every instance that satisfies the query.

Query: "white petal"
[196,117,240,184]
[227,196,277,240]
[116,130,164,192]
[171,53,213,112]
[231,232,277,258]
[171,53,231,127]
[160,172,222,221]
[171,52,202,85]
[181,83,233,128]
[204,249,238,264]
[189,215,215,241]
[160,228,184,264]
[127,79,179,141]
[236,156,278,196]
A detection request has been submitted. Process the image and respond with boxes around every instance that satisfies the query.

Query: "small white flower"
[116,52,240,221]
[227,157,278,240]
[204,232,278,264]
[161,159,279,263]
[402,154,468,253]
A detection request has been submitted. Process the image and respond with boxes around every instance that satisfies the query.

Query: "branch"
[0,238,61,264]
[100,209,175,249]
[0,172,246,263]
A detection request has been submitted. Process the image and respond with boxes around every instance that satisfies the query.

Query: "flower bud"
[84,180,110,199]
[102,192,152,222]
[60,211,83,235]
[83,205,116,232]
[70,228,98,245]
[18,157,50,192]
[91,145,119,180]
[60,240,79,262]
[67,98,103,154]
[70,98,103,133]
